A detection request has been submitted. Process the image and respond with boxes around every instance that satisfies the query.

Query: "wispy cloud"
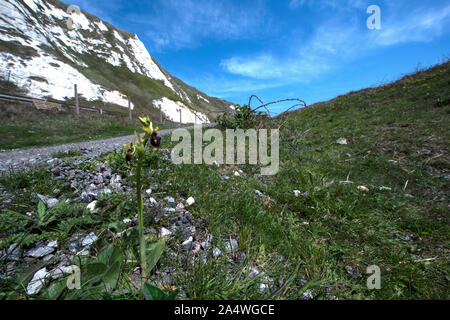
[220,2,450,87]
[371,5,450,46]
[127,0,271,51]
[220,19,357,82]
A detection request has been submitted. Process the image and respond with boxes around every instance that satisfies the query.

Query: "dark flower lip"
[150,132,161,147]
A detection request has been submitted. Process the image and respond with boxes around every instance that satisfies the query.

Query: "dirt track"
[0,124,214,173]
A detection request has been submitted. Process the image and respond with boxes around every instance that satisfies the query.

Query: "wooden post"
[128,97,132,121]
[74,84,79,115]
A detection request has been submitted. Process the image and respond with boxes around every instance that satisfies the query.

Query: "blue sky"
[69,0,450,114]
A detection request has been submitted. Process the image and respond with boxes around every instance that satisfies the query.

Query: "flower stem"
[136,154,147,280]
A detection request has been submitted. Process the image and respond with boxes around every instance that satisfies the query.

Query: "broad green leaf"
[145,239,166,273]
[108,246,125,266]
[45,280,67,300]
[103,261,122,291]
[143,283,167,300]
[97,245,114,264]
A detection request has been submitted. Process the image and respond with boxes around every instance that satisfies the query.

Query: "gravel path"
[0,124,214,174]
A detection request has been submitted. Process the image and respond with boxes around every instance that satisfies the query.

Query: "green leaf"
[145,239,166,273]
[97,245,114,265]
[85,262,107,284]
[45,280,67,300]
[103,261,122,291]
[37,201,46,219]
[108,246,125,266]
[142,283,167,300]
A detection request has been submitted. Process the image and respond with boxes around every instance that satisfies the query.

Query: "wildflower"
[150,132,161,147]
[125,142,135,161]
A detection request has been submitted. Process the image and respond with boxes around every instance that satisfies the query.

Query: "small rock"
[336,138,348,145]
[165,196,175,203]
[345,266,362,279]
[293,190,301,197]
[255,190,263,196]
[81,232,98,247]
[27,268,49,295]
[301,289,314,300]
[49,266,74,280]
[5,244,20,261]
[213,248,221,258]
[149,197,158,205]
[182,237,194,250]
[145,189,152,195]
[201,235,213,251]
[225,239,238,253]
[47,240,58,248]
[123,218,132,224]
[186,197,195,206]
[357,186,369,192]
[159,228,172,238]
[87,200,98,213]
[249,267,260,278]
[26,245,55,258]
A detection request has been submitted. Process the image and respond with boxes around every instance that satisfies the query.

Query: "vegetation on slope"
[0,62,448,299]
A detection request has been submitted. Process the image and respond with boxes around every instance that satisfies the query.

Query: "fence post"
[128,97,132,121]
[74,84,79,115]
[179,109,182,124]
[159,106,162,124]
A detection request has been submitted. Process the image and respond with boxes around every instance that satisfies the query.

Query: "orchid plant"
[124,116,161,280]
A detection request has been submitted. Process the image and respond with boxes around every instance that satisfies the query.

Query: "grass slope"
[0,62,448,300]
[0,100,179,150]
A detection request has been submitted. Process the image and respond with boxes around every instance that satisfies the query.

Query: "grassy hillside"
[0,62,448,300]
[152,61,449,299]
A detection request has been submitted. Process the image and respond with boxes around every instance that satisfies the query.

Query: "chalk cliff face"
[0,0,234,123]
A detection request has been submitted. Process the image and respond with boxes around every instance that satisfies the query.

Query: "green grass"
[0,62,448,300]
[0,101,181,150]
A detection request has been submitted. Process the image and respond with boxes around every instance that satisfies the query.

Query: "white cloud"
[371,5,450,46]
[221,2,450,84]
[129,0,271,51]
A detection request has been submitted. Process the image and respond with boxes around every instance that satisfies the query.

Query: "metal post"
[128,97,132,121]
[74,84,79,115]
